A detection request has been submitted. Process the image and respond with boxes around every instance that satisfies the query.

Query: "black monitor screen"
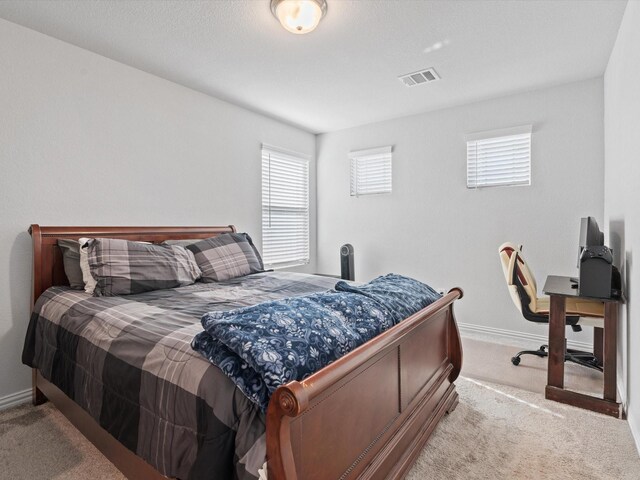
[579,217,604,247]
[578,217,604,266]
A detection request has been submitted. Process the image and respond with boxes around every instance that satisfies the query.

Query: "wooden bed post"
[29,225,48,406]
[29,224,42,309]
[447,287,464,381]
[266,383,309,480]
[446,287,464,414]
[32,369,47,406]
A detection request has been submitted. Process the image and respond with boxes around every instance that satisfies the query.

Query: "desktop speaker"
[340,244,355,281]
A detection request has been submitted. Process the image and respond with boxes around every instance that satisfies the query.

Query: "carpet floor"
[459,336,604,397]
[0,401,125,479]
[1,339,638,479]
[406,376,639,479]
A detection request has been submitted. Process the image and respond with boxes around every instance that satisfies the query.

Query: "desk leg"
[594,327,604,364]
[547,294,565,389]
[604,303,618,402]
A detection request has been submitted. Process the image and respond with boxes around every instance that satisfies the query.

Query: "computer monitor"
[577,216,604,266]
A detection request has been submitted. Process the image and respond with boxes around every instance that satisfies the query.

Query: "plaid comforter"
[22,272,338,480]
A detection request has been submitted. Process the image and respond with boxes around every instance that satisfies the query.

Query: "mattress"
[22,271,338,480]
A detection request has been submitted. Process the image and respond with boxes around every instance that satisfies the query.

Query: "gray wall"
[317,78,604,344]
[604,0,640,452]
[0,19,316,401]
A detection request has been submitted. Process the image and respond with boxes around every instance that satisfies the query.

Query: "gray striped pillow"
[186,233,264,282]
[87,238,202,296]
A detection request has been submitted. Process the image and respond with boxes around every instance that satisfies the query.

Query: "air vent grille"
[398,68,440,87]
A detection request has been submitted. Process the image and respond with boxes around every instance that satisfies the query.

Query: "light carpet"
[459,336,604,397]
[2,375,638,479]
[407,376,638,479]
[0,402,125,479]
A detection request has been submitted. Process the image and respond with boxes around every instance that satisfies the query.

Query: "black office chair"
[499,242,604,371]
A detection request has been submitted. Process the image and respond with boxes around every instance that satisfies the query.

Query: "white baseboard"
[628,410,640,456]
[0,388,31,411]
[457,322,593,351]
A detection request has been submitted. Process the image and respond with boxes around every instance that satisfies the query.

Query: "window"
[466,125,532,188]
[349,146,393,196]
[261,144,310,269]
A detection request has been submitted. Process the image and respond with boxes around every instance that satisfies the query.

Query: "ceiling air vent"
[398,68,440,87]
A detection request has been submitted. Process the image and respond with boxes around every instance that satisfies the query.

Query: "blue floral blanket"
[192,274,441,411]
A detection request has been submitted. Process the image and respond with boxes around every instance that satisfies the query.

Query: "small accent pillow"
[87,238,202,296]
[57,239,85,290]
[79,237,98,294]
[186,233,264,282]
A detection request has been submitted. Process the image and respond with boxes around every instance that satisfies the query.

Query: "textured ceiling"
[0,0,627,133]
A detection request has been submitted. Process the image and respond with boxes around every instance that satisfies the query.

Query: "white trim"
[0,388,31,411]
[269,259,310,270]
[261,143,311,161]
[457,322,592,351]
[628,409,640,456]
[617,370,627,407]
[348,145,392,159]
[465,124,532,142]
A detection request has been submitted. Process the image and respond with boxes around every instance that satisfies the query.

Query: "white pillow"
[78,237,97,294]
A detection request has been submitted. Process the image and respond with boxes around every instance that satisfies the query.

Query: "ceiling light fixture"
[270,0,327,35]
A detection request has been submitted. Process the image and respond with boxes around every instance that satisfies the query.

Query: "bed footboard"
[266,288,463,480]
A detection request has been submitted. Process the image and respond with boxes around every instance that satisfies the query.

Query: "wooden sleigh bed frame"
[28,224,463,480]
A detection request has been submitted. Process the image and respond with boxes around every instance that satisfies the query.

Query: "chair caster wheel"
[511,356,521,366]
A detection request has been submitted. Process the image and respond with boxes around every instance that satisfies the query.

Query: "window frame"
[466,125,532,189]
[349,146,393,197]
[261,143,310,270]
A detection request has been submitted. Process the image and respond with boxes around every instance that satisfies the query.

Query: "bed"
[24,224,463,480]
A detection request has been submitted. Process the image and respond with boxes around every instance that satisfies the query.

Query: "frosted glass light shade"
[270,0,327,34]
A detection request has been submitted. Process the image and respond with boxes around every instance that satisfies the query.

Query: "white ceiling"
[0,0,627,133]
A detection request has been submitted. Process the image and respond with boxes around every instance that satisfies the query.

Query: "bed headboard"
[28,224,236,308]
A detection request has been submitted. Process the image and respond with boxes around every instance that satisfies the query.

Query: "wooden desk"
[543,275,623,418]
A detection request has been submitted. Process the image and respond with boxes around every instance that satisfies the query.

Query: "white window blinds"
[349,146,393,196]
[466,125,532,188]
[261,144,310,269]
